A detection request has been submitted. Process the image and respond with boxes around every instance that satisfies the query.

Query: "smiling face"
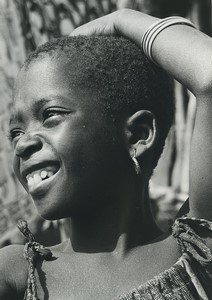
[10,57,128,220]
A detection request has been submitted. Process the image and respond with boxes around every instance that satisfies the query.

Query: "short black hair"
[23,35,174,170]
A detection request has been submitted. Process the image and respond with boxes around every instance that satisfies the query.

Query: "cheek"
[13,155,21,181]
[62,133,97,180]
[50,121,95,177]
[51,118,124,188]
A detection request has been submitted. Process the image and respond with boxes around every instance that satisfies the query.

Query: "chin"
[37,208,68,221]
[30,187,72,220]
[33,200,70,221]
[32,188,98,220]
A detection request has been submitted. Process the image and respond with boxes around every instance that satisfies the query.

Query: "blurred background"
[0,0,211,248]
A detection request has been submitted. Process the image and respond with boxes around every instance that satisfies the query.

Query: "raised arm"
[71,9,212,220]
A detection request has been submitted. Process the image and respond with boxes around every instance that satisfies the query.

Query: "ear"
[126,110,158,159]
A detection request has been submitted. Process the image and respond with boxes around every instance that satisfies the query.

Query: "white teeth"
[33,173,42,184]
[25,167,58,188]
[41,170,48,179]
[28,177,34,187]
[47,171,54,177]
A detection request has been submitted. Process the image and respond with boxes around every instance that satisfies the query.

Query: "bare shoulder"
[0,245,28,299]
[124,232,181,284]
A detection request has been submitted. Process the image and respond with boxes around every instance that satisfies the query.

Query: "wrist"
[142,17,196,64]
[114,9,130,36]
[115,9,159,46]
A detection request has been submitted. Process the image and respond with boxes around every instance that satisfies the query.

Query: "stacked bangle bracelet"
[141,16,196,63]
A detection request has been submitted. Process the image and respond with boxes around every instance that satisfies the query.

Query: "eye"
[43,109,59,120]
[42,107,72,127]
[8,128,24,142]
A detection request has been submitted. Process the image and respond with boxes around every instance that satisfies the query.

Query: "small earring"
[132,149,141,175]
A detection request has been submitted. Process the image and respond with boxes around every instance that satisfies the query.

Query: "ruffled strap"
[17,219,53,300]
[172,216,212,263]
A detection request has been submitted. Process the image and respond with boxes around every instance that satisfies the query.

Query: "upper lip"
[21,160,60,182]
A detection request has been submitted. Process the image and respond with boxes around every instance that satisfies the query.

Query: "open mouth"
[26,166,58,186]
[24,163,60,195]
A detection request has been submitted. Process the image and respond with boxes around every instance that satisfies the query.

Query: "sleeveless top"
[115,216,212,300]
[19,216,212,300]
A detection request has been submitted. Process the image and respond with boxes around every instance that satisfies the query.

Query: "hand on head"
[70,11,120,37]
[70,9,158,49]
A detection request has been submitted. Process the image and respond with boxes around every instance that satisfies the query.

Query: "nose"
[15,134,42,159]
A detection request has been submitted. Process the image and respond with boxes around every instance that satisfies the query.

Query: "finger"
[70,14,117,37]
[70,17,106,36]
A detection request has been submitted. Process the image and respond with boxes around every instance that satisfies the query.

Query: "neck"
[65,176,161,255]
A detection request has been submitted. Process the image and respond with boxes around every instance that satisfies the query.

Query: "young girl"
[1,8,212,300]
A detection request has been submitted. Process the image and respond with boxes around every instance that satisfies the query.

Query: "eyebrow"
[9,98,52,126]
[33,98,52,116]
[9,112,23,126]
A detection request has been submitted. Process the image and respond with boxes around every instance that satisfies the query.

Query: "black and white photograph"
[0,0,212,299]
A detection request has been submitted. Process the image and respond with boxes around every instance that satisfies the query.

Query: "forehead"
[14,57,73,103]
[10,56,104,126]
[12,57,87,120]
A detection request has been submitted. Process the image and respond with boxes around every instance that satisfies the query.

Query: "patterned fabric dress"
[19,216,212,300]
[115,216,212,300]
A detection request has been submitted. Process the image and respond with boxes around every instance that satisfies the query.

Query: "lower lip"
[28,169,61,198]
